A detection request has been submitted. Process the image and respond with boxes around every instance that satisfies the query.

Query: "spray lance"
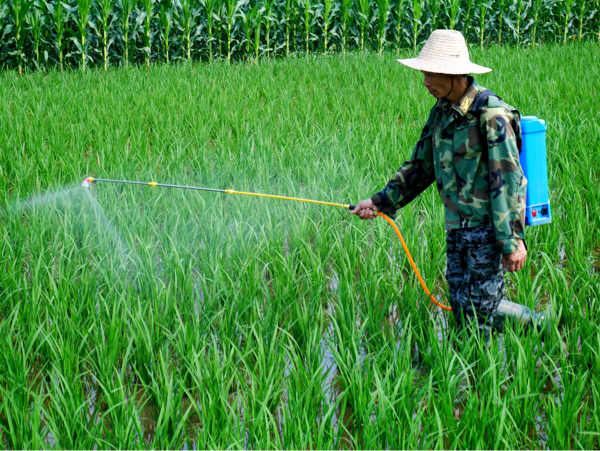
[82,163,549,332]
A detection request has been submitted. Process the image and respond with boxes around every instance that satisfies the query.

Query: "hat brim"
[397,57,492,75]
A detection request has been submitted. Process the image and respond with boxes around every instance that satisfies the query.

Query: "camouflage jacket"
[371,78,527,255]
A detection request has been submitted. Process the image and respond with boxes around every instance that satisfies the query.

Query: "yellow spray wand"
[82,177,451,311]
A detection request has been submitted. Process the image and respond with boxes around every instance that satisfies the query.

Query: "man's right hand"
[351,199,379,220]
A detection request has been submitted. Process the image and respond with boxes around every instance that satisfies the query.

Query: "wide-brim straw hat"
[397,30,491,75]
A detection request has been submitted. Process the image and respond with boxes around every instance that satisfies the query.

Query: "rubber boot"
[494,300,550,335]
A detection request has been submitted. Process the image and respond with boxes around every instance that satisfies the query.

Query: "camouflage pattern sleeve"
[371,114,436,217]
[482,107,527,255]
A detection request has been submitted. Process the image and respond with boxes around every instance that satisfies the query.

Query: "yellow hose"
[228,189,451,311]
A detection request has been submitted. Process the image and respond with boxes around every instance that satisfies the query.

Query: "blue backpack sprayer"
[81,113,551,329]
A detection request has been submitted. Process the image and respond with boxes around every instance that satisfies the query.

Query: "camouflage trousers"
[446,224,506,336]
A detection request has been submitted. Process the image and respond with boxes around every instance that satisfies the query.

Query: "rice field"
[1,42,599,449]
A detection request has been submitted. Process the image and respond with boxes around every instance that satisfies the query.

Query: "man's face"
[422,71,451,99]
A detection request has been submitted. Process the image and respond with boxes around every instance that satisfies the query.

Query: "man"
[352,30,527,336]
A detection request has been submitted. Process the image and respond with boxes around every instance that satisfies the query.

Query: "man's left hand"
[502,239,527,272]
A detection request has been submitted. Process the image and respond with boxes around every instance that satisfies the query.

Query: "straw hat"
[397,29,491,75]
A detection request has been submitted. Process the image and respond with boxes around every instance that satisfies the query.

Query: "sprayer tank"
[520,116,551,226]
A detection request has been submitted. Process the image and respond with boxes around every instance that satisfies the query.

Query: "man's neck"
[446,76,470,106]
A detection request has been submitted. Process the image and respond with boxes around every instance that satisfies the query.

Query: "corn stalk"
[446,0,460,29]
[463,0,475,40]
[280,0,296,56]
[159,4,172,62]
[174,0,197,61]
[477,0,491,48]
[301,0,314,57]
[9,0,34,75]
[411,0,422,53]
[252,1,263,61]
[322,0,335,54]
[577,0,586,39]
[530,0,543,47]
[200,0,218,62]
[496,0,507,42]
[357,0,370,50]
[563,0,575,43]
[95,0,114,71]
[394,0,405,54]
[117,0,134,65]
[75,0,92,71]
[46,0,67,70]
[26,2,44,70]
[222,0,241,63]
[140,0,154,68]
[429,0,440,32]
[376,0,389,55]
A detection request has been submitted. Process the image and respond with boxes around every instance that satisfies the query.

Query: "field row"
[1,0,599,73]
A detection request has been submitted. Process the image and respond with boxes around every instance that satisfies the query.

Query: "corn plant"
[375,0,389,55]
[262,0,274,56]
[394,0,405,54]
[530,0,543,47]
[239,0,254,58]
[300,0,315,57]
[140,0,154,68]
[74,0,92,71]
[339,0,352,53]
[222,0,242,63]
[563,0,575,43]
[252,0,263,60]
[577,0,587,39]
[94,0,115,71]
[428,0,440,32]
[159,4,172,62]
[505,0,527,45]
[8,0,34,75]
[321,0,332,53]
[462,0,475,41]
[477,0,491,47]
[410,0,423,53]
[200,0,219,61]
[45,0,67,70]
[495,0,507,42]
[279,0,297,55]
[116,0,135,65]
[174,0,198,61]
[446,0,460,29]
[356,0,370,50]
[26,2,45,69]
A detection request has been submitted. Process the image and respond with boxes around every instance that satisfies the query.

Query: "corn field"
[0,0,598,73]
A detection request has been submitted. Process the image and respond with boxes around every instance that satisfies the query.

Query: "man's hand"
[351,199,379,220]
[502,239,527,272]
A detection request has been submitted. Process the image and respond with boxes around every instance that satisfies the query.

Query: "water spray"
[82,177,451,311]
[81,177,550,330]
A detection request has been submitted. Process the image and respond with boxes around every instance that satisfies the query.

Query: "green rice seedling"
[140,0,153,67]
[375,0,389,55]
[116,0,135,64]
[145,350,192,449]
[185,336,244,448]
[8,0,33,75]
[356,0,370,50]
[545,359,591,449]
[159,4,172,62]
[74,0,92,70]
[0,307,46,449]
[26,1,44,69]
[239,321,286,448]
[94,0,115,71]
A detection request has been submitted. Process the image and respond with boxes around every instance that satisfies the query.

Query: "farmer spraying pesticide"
[353,30,539,337]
